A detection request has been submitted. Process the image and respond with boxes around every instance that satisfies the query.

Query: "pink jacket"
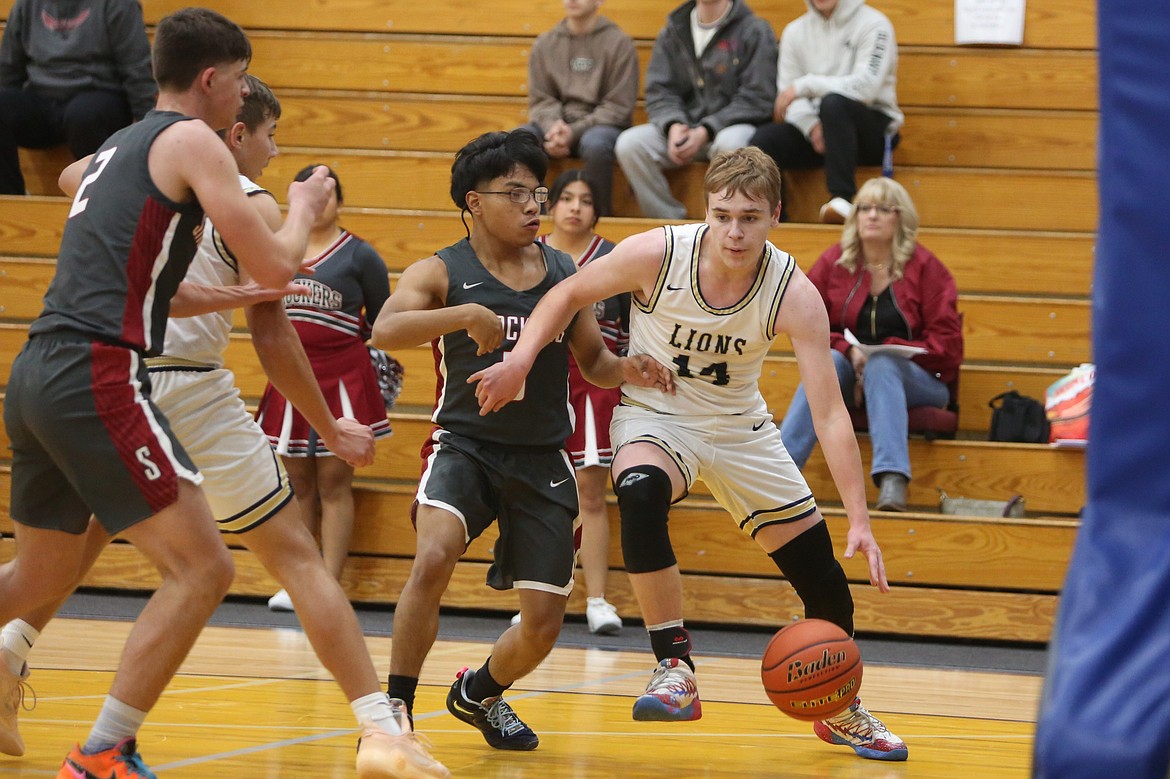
[807,242,964,384]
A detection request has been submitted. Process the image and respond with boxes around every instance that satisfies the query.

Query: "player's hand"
[621,354,675,395]
[463,304,505,356]
[321,417,376,468]
[844,524,890,593]
[468,359,527,415]
[287,165,335,222]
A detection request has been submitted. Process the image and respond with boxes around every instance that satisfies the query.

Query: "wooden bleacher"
[0,0,1095,642]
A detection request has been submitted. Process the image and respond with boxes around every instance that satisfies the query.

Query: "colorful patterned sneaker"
[0,653,34,757]
[445,668,538,750]
[631,658,702,721]
[814,697,908,761]
[356,699,451,779]
[58,738,158,778]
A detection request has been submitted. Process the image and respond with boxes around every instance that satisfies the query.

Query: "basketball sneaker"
[58,738,158,778]
[814,697,908,761]
[0,651,33,757]
[445,667,538,750]
[632,658,702,721]
[585,597,622,635]
[355,698,451,779]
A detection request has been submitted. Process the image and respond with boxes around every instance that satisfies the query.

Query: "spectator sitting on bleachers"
[615,0,776,220]
[0,0,156,195]
[749,0,902,224]
[779,177,962,512]
[521,0,638,217]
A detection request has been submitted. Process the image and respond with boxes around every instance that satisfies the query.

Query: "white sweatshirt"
[778,0,903,138]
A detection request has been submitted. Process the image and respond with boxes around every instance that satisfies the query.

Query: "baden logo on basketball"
[787,647,849,683]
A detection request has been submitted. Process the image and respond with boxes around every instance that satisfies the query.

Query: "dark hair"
[548,168,600,228]
[238,74,281,132]
[449,130,548,211]
[153,8,251,92]
[294,164,343,204]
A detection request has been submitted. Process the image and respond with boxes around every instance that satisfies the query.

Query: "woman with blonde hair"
[779,177,963,511]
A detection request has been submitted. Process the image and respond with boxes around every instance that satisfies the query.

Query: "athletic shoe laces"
[646,661,694,695]
[828,701,891,742]
[485,698,526,736]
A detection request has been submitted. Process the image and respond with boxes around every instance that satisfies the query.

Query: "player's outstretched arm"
[471,228,667,413]
[779,272,889,592]
[371,256,502,353]
[169,279,307,318]
[566,314,675,394]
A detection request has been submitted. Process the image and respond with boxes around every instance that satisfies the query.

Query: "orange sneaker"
[355,698,451,779]
[58,738,157,779]
[1,651,34,756]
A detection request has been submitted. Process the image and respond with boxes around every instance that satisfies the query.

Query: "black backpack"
[988,391,1050,443]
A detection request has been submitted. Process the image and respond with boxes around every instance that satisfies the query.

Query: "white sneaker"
[0,649,33,757]
[357,698,451,778]
[819,197,853,224]
[267,589,294,612]
[509,612,522,626]
[585,597,622,635]
[814,697,908,761]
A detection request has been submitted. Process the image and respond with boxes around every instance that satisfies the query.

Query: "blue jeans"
[779,349,950,483]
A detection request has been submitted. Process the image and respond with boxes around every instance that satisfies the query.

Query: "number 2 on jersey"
[68,147,118,218]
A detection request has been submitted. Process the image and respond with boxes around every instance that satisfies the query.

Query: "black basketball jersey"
[432,238,578,449]
[30,110,205,355]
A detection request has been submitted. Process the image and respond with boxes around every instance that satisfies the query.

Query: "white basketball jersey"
[622,223,797,416]
[157,175,267,367]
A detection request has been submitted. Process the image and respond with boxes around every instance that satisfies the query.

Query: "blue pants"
[779,349,948,483]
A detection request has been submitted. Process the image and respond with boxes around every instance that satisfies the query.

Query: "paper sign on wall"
[955,0,1025,45]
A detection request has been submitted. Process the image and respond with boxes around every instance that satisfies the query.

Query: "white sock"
[83,696,147,753]
[351,692,402,736]
[1,620,39,674]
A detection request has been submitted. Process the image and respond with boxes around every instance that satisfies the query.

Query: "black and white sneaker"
[445,667,539,750]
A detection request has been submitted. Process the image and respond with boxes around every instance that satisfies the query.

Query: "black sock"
[387,674,418,718]
[648,625,694,671]
[464,658,508,704]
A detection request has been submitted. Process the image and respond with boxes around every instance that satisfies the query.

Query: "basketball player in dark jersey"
[0,10,334,777]
[370,130,672,751]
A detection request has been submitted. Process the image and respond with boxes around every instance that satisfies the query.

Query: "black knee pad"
[615,465,675,574]
[768,521,855,635]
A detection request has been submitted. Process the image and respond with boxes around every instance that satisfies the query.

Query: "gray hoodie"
[0,0,156,119]
[644,0,778,135]
[778,0,902,138]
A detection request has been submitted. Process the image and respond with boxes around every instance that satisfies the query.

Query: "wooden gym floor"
[0,614,1040,778]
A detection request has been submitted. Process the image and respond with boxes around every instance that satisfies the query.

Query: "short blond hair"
[704,147,782,211]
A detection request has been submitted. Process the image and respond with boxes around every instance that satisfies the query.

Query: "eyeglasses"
[856,203,899,215]
[475,186,549,205]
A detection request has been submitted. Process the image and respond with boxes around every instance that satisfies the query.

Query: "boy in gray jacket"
[523,0,638,216]
[750,0,902,223]
[615,0,777,220]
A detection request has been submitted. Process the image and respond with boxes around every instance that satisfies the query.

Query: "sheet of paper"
[844,329,928,359]
[955,0,1026,45]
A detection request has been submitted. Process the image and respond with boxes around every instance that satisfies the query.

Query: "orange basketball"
[761,618,862,721]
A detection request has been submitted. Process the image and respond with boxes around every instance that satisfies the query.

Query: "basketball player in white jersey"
[471,146,908,761]
[1,76,449,778]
